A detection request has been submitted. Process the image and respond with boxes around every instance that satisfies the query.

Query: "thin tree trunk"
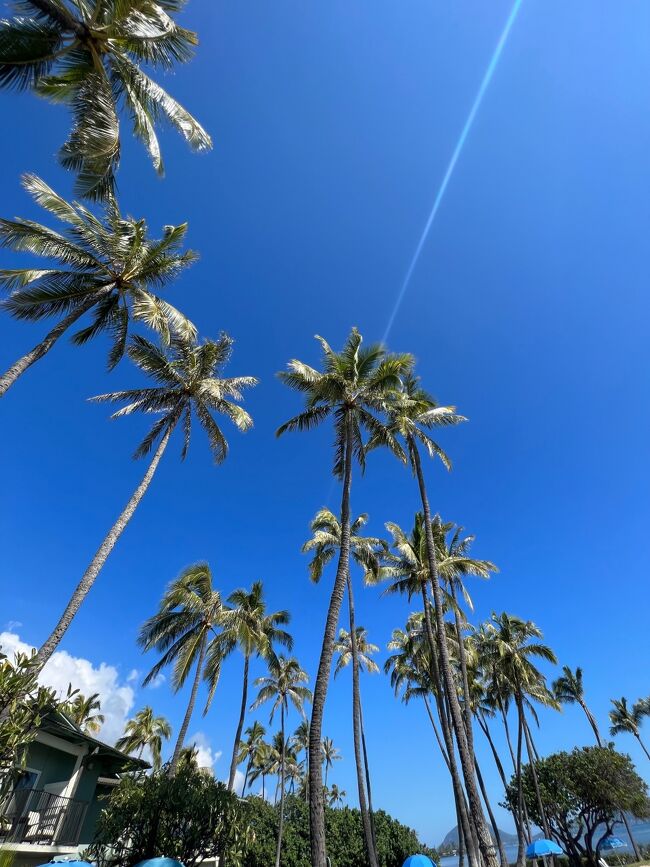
[0,292,103,397]
[228,655,250,792]
[635,733,650,761]
[475,756,508,867]
[451,584,476,764]
[34,422,174,672]
[169,632,207,774]
[499,701,517,772]
[275,704,286,867]
[359,703,377,853]
[347,574,379,867]
[479,713,524,844]
[515,696,526,867]
[522,714,550,840]
[410,438,498,867]
[309,415,353,867]
[244,754,252,793]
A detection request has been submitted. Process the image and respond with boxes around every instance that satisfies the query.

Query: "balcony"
[1,787,89,846]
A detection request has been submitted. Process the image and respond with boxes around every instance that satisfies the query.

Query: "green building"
[1,711,146,867]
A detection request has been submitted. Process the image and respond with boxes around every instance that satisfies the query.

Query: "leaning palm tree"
[380,372,499,867]
[277,328,410,867]
[320,736,341,788]
[64,691,104,733]
[251,655,312,867]
[0,0,211,199]
[237,721,266,794]
[303,507,383,867]
[115,706,171,770]
[206,581,293,792]
[139,562,224,773]
[610,697,650,760]
[33,334,256,673]
[0,174,196,397]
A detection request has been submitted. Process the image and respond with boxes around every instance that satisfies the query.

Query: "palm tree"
[207,581,293,792]
[0,0,211,199]
[0,174,197,397]
[248,738,272,800]
[251,655,312,867]
[64,691,104,733]
[380,373,500,867]
[303,507,383,867]
[237,721,266,794]
[277,328,410,867]
[138,562,224,773]
[33,334,256,672]
[320,736,341,788]
[610,697,650,760]
[328,783,346,807]
[291,720,310,802]
[115,706,171,770]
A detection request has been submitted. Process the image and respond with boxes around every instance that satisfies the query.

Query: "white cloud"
[5,620,22,631]
[233,768,245,796]
[187,731,222,772]
[127,669,139,684]
[0,631,135,746]
[146,672,166,689]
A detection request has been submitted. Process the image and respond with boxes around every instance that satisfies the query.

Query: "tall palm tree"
[138,562,224,773]
[248,738,272,800]
[33,334,256,672]
[251,655,312,867]
[328,783,346,807]
[277,327,410,867]
[64,691,104,734]
[237,721,266,794]
[320,736,341,788]
[0,0,211,199]
[303,507,383,867]
[380,372,498,867]
[610,697,650,760]
[206,581,293,792]
[115,706,171,770]
[0,174,196,397]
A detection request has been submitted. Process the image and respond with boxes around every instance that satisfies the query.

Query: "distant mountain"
[440,825,519,849]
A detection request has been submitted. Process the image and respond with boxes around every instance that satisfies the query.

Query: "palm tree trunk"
[420,587,479,867]
[359,703,377,853]
[169,632,207,774]
[347,574,379,867]
[244,755,252,793]
[523,715,551,840]
[0,292,103,398]
[275,704,286,867]
[410,437,498,867]
[228,655,250,792]
[451,585,476,764]
[479,712,524,845]
[635,733,650,761]
[579,700,603,747]
[475,756,508,867]
[515,695,527,867]
[309,414,353,867]
[34,422,174,672]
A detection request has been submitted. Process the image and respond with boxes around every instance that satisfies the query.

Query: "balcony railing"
[0,787,88,846]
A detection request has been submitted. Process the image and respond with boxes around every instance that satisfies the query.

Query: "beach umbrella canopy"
[526,839,563,858]
[600,837,626,851]
[134,860,185,867]
[403,856,437,867]
[35,861,94,867]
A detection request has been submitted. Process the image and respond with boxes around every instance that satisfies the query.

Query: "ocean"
[438,821,650,867]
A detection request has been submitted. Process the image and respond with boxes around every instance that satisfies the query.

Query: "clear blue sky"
[1,0,649,847]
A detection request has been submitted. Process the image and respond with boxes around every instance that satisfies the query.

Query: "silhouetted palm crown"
[252,655,312,722]
[0,0,211,198]
[301,509,384,584]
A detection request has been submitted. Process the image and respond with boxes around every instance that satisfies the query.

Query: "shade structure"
[36,861,94,867]
[134,859,185,867]
[526,839,563,858]
[600,837,626,851]
[403,856,437,867]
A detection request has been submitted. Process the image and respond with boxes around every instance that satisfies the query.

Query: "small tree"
[504,746,650,867]
[86,764,251,867]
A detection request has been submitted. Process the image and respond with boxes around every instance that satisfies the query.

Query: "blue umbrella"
[600,837,626,851]
[35,862,94,867]
[526,839,563,858]
[134,860,185,867]
[403,856,437,867]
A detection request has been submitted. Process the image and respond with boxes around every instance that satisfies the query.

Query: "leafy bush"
[86,764,251,867]
[241,794,437,867]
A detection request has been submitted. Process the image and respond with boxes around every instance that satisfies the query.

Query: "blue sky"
[1,0,650,847]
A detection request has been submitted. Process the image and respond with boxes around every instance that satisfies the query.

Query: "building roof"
[40,711,149,771]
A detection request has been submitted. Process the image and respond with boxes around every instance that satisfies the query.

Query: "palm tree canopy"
[115,705,171,768]
[251,654,312,723]
[236,720,266,766]
[91,333,257,461]
[291,719,310,755]
[138,562,223,694]
[321,736,341,768]
[301,508,385,584]
[0,0,211,198]
[277,327,413,477]
[64,691,104,733]
[609,697,644,737]
[552,665,585,706]
[334,626,379,677]
[0,174,197,368]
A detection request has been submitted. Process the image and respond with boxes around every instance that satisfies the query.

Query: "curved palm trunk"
[475,756,508,867]
[0,291,104,398]
[359,703,377,851]
[227,655,250,792]
[410,438,498,867]
[523,715,551,840]
[479,713,525,847]
[169,632,208,774]
[635,732,650,761]
[35,423,174,672]
[420,587,478,867]
[515,695,527,867]
[275,704,287,867]
[347,575,379,867]
[309,415,353,867]
[451,585,476,764]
